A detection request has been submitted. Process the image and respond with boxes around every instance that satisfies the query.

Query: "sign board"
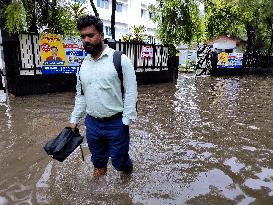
[141,46,153,58]
[63,36,86,70]
[40,33,86,74]
[218,52,243,69]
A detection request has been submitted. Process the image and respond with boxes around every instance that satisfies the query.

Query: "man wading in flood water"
[69,15,138,177]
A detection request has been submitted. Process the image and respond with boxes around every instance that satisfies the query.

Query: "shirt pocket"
[97,63,117,90]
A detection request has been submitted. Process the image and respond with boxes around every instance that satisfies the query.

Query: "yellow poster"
[218,52,228,66]
[40,33,68,66]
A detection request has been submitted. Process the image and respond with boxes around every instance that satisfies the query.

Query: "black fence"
[1,30,21,93]
[109,40,177,84]
[1,33,178,96]
[243,52,273,69]
[196,45,273,76]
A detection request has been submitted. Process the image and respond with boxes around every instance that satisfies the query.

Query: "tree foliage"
[149,0,202,45]
[204,0,273,54]
[1,0,88,35]
[44,1,87,36]
[3,0,27,34]
[122,25,148,43]
[203,0,245,39]
[150,0,273,55]
[259,0,273,55]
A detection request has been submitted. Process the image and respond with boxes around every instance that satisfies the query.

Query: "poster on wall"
[63,36,86,68]
[40,33,86,74]
[218,52,243,69]
[141,46,153,58]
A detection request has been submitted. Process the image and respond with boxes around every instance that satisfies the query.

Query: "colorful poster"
[141,46,153,58]
[63,36,86,68]
[218,52,229,66]
[218,52,243,69]
[40,33,86,74]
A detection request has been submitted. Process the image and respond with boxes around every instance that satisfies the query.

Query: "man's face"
[80,25,104,55]
[51,47,58,57]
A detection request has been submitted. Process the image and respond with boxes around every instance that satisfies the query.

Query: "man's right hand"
[68,123,77,132]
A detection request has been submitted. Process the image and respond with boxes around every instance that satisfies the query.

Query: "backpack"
[79,50,124,96]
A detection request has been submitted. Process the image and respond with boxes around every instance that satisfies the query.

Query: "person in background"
[69,15,138,177]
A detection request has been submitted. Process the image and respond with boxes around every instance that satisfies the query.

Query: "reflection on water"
[1,73,273,204]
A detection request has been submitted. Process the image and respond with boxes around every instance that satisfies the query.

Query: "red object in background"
[41,43,51,52]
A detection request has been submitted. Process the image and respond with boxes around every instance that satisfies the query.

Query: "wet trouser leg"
[85,115,109,168]
[108,124,133,172]
[85,115,132,171]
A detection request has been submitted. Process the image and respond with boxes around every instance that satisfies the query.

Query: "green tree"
[3,0,27,34]
[203,0,273,55]
[57,1,87,36]
[149,0,273,56]
[203,0,245,40]
[121,25,147,43]
[1,0,88,35]
[149,0,202,45]
[260,0,273,56]
[148,0,203,55]
[69,2,87,20]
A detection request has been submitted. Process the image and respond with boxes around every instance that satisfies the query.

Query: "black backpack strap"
[113,51,124,96]
[77,67,84,95]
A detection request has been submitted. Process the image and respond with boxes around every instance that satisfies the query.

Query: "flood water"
[1,73,273,205]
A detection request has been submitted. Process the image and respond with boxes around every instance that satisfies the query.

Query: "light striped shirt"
[70,46,137,125]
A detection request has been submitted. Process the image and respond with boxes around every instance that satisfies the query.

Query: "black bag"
[44,127,84,162]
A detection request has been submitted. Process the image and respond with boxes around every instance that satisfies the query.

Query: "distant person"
[46,46,63,62]
[68,15,138,177]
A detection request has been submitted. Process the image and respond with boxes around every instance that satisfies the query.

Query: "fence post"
[152,44,155,70]
[107,38,116,50]
[30,33,37,75]
[134,42,137,70]
[211,51,218,71]
[0,29,4,90]
[160,45,163,71]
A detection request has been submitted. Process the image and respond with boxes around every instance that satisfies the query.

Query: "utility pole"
[89,0,99,17]
[111,0,116,39]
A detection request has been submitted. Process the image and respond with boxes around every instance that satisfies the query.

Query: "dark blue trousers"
[85,114,132,172]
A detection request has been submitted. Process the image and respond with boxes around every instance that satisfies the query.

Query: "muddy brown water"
[1,73,273,205]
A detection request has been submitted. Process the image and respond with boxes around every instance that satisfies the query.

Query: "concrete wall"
[211,38,246,53]
[213,39,236,50]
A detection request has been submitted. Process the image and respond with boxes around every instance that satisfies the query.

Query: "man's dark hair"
[77,15,104,33]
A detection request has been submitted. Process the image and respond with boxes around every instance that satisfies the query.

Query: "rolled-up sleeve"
[70,68,87,124]
[121,55,138,125]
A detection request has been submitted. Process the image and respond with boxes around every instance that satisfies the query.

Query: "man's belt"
[94,112,123,122]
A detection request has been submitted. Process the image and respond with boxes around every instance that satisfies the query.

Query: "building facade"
[87,0,158,43]
[207,35,247,53]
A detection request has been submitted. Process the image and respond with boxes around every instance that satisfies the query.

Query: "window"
[97,0,109,9]
[105,0,109,9]
[116,3,122,12]
[149,12,152,19]
[105,26,111,36]
[141,9,146,18]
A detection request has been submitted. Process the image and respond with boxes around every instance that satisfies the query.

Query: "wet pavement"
[1,73,273,205]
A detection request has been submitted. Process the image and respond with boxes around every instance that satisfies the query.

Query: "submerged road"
[1,73,273,204]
